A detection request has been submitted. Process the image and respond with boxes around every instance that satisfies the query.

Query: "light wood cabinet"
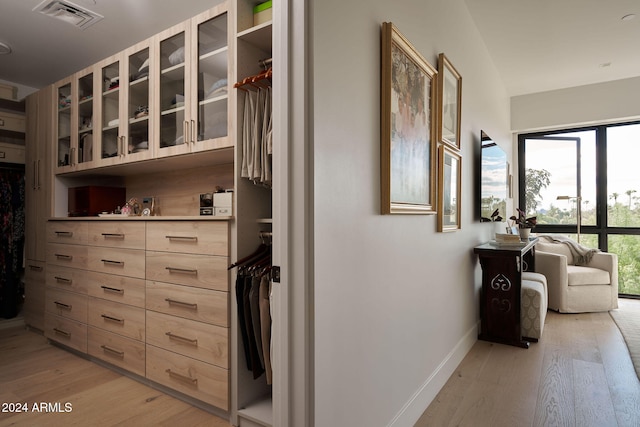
[24,87,53,330]
[45,218,229,412]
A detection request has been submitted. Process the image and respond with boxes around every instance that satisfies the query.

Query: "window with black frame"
[519,122,640,296]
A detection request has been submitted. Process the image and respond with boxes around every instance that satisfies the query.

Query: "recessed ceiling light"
[0,41,11,55]
[622,14,636,21]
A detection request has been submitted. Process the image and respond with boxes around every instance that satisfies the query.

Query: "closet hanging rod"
[259,57,272,69]
[259,231,273,238]
[234,67,272,91]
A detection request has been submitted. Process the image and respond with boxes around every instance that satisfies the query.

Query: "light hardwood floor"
[416,300,640,427]
[0,326,232,427]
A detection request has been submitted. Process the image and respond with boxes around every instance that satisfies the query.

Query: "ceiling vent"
[33,0,104,30]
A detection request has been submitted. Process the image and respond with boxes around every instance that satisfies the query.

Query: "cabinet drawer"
[46,264,89,294]
[88,327,145,377]
[88,222,146,250]
[88,297,145,341]
[45,288,88,323]
[146,344,228,410]
[0,111,25,133]
[24,260,46,283]
[46,243,88,269]
[45,313,87,353]
[146,310,228,368]
[86,271,145,308]
[146,281,228,327]
[47,221,88,244]
[146,251,228,291]
[87,247,145,279]
[146,221,228,256]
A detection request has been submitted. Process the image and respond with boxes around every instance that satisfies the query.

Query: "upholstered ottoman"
[521,278,547,341]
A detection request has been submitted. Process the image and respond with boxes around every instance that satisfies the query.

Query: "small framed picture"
[437,144,462,232]
[437,53,462,149]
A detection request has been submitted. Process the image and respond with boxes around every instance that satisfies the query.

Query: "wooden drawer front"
[146,281,228,327]
[46,243,88,269]
[25,260,46,283]
[47,221,88,244]
[87,247,145,279]
[88,326,145,377]
[146,311,228,368]
[24,282,45,330]
[46,264,89,294]
[88,222,146,250]
[88,297,145,341]
[45,313,87,353]
[86,271,145,308]
[146,222,229,256]
[45,288,87,323]
[146,345,229,410]
[146,251,228,291]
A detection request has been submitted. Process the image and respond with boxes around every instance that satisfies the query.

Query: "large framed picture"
[437,53,462,149]
[380,22,438,215]
[438,144,462,231]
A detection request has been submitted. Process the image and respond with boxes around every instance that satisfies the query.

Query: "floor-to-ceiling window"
[519,122,640,296]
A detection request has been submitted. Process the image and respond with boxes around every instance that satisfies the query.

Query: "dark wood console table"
[474,238,538,348]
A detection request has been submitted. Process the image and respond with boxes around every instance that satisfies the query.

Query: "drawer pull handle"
[164,298,198,310]
[101,233,125,239]
[54,276,72,284]
[165,235,198,241]
[54,301,72,310]
[53,328,71,338]
[55,231,73,237]
[101,285,124,294]
[29,264,43,271]
[100,345,125,358]
[55,254,73,261]
[101,314,124,324]
[165,267,197,275]
[165,369,198,386]
[101,259,124,266]
[165,332,198,346]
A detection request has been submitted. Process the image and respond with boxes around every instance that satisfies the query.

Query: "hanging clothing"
[0,165,25,319]
[230,240,273,384]
[238,78,273,188]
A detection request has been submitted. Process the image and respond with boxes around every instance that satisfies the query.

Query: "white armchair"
[535,240,618,313]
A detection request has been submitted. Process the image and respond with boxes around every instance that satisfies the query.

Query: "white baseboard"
[387,321,479,427]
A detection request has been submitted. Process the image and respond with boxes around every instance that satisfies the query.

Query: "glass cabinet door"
[55,78,73,171]
[194,10,229,150]
[76,69,95,166]
[158,25,189,156]
[125,43,152,160]
[100,58,123,162]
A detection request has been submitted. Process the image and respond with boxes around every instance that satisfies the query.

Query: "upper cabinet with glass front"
[54,76,73,173]
[155,3,231,158]
[54,65,98,173]
[53,2,231,174]
[94,39,154,168]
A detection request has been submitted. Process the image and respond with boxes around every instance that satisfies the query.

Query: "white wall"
[311,0,512,425]
[511,76,640,132]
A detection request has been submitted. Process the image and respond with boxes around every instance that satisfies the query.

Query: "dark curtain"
[0,164,25,319]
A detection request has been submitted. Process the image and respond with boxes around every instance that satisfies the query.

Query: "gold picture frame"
[380,22,438,215]
[437,53,462,149]
[438,144,462,231]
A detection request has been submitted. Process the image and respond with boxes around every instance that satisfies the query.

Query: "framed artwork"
[380,22,438,215]
[437,53,462,149]
[438,144,462,232]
